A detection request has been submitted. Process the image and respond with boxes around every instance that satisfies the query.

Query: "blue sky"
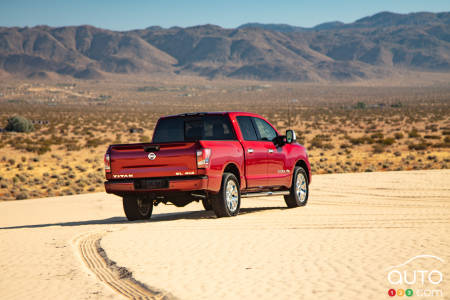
[0,0,449,30]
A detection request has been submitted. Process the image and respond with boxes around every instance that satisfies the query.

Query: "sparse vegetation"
[0,79,449,200]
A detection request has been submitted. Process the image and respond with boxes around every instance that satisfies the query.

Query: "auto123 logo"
[386,255,444,297]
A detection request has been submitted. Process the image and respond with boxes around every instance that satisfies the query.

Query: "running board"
[241,191,290,198]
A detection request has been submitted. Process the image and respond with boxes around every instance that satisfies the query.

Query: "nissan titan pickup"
[104,112,311,220]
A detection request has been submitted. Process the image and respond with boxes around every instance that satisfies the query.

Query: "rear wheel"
[284,166,309,208]
[123,195,153,221]
[212,173,241,217]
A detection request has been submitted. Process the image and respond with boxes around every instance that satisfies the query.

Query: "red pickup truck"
[104,112,311,220]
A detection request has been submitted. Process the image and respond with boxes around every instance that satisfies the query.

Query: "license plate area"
[134,179,169,190]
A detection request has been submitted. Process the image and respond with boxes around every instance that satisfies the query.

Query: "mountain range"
[0,11,449,81]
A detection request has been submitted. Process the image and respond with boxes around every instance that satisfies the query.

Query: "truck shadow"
[152,206,287,222]
[0,206,287,230]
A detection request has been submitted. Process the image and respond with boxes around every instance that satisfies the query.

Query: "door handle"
[248,148,254,153]
[268,149,274,153]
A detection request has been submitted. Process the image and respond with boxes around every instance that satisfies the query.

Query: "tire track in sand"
[75,231,173,300]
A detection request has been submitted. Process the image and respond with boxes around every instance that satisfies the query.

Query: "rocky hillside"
[0,11,449,81]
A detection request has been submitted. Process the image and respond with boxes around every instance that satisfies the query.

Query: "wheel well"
[223,163,241,185]
[295,160,310,183]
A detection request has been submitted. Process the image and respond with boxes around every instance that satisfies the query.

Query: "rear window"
[153,115,236,143]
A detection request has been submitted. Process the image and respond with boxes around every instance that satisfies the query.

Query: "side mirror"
[286,130,296,144]
[272,135,286,148]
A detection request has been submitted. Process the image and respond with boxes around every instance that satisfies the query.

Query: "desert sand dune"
[1,170,449,300]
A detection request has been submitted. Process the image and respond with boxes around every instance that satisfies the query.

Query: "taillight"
[104,152,111,173]
[197,148,211,168]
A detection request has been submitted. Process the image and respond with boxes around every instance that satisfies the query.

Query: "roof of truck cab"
[160,112,263,118]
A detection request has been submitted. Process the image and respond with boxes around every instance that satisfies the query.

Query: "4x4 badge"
[148,152,156,160]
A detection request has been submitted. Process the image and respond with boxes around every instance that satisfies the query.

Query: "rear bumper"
[104,175,208,195]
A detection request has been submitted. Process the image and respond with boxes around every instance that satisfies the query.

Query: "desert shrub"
[355,102,366,109]
[424,135,440,140]
[408,128,420,138]
[394,132,404,139]
[15,192,28,200]
[114,133,122,144]
[5,116,34,132]
[372,144,385,153]
[66,142,81,151]
[309,134,333,150]
[408,142,429,150]
[322,143,334,150]
[371,132,384,139]
[139,135,151,143]
[348,137,364,145]
[381,137,395,146]
[425,124,438,132]
[347,135,374,145]
[76,165,87,172]
[85,138,109,148]
[28,144,51,155]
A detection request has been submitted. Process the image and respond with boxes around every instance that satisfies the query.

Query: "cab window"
[236,116,258,141]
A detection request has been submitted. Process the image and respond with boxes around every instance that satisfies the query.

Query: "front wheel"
[284,166,309,208]
[201,198,212,211]
[123,195,153,221]
[212,173,241,217]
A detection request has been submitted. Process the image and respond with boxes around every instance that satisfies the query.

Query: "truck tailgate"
[109,142,198,178]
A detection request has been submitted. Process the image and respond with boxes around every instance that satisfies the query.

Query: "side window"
[253,118,277,141]
[203,115,236,140]
[236,116,258,141]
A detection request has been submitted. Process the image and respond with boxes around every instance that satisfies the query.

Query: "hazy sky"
[0,0,449,30]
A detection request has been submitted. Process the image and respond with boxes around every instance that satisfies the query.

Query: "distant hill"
[237,23,307,32]
[0,11,449,81]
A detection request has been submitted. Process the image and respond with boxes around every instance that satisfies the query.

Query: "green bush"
[5,116,34,132]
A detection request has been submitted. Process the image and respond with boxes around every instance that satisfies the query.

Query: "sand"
[1,170,449,300]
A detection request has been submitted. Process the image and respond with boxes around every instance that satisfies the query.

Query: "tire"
[284,166,309,208]
[211,173,241,217]
[123,195,153,221]
[201,198,212,211]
